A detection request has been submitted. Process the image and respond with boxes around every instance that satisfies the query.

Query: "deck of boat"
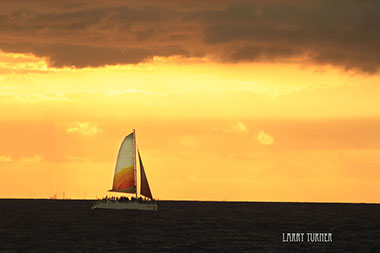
[92,200,158,211]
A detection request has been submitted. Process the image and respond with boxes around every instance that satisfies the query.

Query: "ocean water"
[0,199,379,252]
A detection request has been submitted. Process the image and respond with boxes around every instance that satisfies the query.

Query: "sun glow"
[1,51,380,202]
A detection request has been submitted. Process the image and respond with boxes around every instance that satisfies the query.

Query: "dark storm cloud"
[0,0,379,72]
[201,1,380,72]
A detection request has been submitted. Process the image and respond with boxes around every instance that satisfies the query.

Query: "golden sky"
[1,1,380,202]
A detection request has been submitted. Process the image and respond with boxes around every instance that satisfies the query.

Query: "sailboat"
[92,130,158,211]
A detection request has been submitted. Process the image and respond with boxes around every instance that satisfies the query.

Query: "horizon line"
[1,198,379,205]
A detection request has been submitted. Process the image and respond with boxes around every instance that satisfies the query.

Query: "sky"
[1,0,380,202]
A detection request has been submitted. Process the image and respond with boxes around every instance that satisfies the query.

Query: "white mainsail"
[111,132,136,193]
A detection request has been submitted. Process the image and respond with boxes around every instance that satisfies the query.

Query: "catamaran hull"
[92,201,158,211]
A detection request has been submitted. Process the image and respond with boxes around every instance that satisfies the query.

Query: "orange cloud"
[256,130,274,145]
[66,122,102,136]
[0,155,12,162]
[20,155,41,162]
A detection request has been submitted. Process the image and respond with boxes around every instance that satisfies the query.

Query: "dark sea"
[0,199,379,252]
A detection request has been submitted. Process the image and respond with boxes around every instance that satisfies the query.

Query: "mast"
[133,129,137,199]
